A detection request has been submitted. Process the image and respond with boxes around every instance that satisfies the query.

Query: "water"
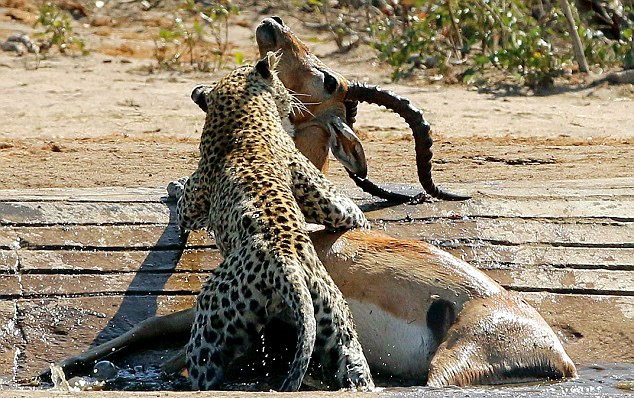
[386,364,634,397]
[23,363,634,396]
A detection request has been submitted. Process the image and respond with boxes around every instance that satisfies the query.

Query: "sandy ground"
[0,5,633,191]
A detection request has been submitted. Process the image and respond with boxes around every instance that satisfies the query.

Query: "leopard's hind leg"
[309,274,374,390]
[289,153,369,231]
[187,253,257,390]
[187,251,317,392]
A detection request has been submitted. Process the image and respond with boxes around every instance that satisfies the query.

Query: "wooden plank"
[0,226,213,249]
[14,295,195,379]
[0,202,171,225]
[0,275,20,297]
[9,246,634,294]
[342,177,634,200]
[19,272,210,297]
[464,176,634,190]
[0,177,632,202]
[381,219,634,247]
[491,268,634,294]
[0,187,165,202]
[17,249,223,273]
[2,217,630,251]
[4,229,633,274]
[13,267,632,297]
[0,250,17,272]
[446,176,634,198]
[446,245,634,270]
[0,299,20,382]
[13,245,634,276]
[364,198,634,221]
[520,292,634,364]
[3,197,633,227]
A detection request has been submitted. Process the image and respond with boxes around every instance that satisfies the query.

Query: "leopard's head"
[191,51,293,126]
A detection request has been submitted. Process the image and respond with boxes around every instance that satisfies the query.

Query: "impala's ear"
[327,116,367,178]
[255,50,281,80]
[190,84,214,113]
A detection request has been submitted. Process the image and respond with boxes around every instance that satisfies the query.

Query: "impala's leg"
[427,294,577,387]
[41,308,195,379]
[290,153,369,231]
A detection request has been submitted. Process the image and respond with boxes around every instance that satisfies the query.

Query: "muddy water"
[21,363,631,396]
[386,364,634,397]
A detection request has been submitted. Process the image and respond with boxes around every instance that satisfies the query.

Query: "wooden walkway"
[0,178,633,386]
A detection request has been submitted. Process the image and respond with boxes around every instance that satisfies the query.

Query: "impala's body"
[312,229,575,385]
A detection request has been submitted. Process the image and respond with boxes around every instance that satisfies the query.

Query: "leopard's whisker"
[286,88,307,95]
[292,105,314,119]
[291,97,314,118]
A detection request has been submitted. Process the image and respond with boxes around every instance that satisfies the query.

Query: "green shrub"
[154,0,239,71]
[35,2,87,55]
[362,0,632,86]
[370,13,442,81]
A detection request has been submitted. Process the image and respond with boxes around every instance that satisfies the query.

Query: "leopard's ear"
[255,50,281,80]
[191,84,214,113]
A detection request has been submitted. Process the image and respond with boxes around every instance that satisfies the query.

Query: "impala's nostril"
[256,19,279,51]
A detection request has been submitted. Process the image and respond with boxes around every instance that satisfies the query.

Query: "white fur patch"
[347,299,436,381]
[282,116,295,138]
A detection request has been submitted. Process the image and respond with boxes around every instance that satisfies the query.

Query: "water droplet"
[93,361,118,381]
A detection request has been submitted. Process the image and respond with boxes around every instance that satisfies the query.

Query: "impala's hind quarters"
[427,294,578,387]
[313,229,576,386]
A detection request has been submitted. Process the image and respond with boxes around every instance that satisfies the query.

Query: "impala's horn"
[345,82,471,202]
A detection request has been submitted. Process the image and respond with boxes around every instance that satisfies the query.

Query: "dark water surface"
[1,363,633,397]
[381,364,634,397]
[85,363,634,396]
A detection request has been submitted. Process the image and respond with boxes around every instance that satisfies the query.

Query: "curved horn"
[345,82,470,201]
[343,99,358,127]
[347,170,427,204]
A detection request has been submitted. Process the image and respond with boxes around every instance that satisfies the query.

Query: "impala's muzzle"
[295,111,367,178]
[327,116,367,178]
[256,17,285,53]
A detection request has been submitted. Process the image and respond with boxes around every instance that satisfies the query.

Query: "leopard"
[177,52,374,392]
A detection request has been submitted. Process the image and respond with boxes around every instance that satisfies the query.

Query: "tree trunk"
[559,0,589,73]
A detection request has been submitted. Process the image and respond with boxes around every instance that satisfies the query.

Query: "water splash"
[49,364,70,392]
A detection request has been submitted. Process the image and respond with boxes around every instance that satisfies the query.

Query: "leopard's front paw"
[167,177,189,200]
[346,205,371,231]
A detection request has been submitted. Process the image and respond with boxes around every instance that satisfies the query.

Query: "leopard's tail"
[278,269,316,392]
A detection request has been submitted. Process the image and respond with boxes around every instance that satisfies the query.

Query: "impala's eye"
[271,16,283,26]
[323,70,338,94]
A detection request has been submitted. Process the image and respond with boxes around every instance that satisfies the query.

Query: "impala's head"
[255,16,366,177]
[254,17,469,201]
[256,16,349,122]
